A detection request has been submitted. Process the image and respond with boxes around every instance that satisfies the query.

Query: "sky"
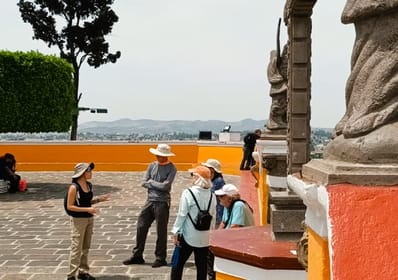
[1,1,353,128]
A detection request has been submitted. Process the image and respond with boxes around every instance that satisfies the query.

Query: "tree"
[18,0,121,140]
[0,51,74,132]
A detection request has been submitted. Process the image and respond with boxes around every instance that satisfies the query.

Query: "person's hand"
[142,180,152,189]
[100,194,111,202]
[173,234,180,246]
[87,207,98,215]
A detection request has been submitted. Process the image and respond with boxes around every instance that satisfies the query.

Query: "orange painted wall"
[0,142,242,174]
[197,145,242,175]
[328,184,398,280]
[216,272,244,280]
[307,227,330,280]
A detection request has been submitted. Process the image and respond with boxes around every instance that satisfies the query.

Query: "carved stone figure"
[324,0,398,163]
[266,44,288,132]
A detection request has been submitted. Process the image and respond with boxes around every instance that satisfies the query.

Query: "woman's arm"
[91,194,111,204]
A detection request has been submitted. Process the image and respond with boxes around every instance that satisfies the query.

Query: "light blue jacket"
[171,185,216,247]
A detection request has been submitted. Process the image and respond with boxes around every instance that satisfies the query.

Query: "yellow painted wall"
[0,142,242,174]
[257,166,268,225]
[307,227,330,280]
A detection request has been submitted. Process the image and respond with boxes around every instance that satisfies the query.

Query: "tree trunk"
[70,113,78,140]
[70,64,79,140]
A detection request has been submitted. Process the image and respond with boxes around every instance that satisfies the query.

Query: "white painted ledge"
[214,257,307,280]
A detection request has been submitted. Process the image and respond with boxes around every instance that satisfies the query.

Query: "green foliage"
[18,0,121,139]
[18,0,121,69]
[0,51,74,132]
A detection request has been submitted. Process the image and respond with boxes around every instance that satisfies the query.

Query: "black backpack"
[187,188,213,231]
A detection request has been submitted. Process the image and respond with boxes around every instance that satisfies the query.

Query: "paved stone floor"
[0,171,240,280]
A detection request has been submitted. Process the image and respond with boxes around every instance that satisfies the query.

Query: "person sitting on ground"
[215,184,255,229]
[0,153,20,193]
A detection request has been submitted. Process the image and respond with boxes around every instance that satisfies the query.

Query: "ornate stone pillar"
[287,1,398,279]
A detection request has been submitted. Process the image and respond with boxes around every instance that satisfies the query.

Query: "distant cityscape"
[0,118,332,157]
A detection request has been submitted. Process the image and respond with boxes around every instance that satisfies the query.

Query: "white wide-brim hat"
[149,144,175,157]
[72,162,95,179]
[201,158,222,173]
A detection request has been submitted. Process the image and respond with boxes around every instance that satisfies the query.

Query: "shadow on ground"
[0,183,119,202]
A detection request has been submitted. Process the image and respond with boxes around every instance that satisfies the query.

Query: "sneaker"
[122,256,145,265]
[152,259,167,268]
[77,272,96,280]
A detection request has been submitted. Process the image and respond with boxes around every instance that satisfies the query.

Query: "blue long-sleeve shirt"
[211,176,225,225]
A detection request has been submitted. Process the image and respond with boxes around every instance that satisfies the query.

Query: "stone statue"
[324,0,398,163]
[266,45,288,132]
[266,19,288,133]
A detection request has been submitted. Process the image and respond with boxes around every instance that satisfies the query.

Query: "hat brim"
[214,189,226,196]
[72,162,95,179]
[201,162,222,173]
[149,148,175,157]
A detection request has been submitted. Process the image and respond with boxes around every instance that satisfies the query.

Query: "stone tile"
[0,171,240,279]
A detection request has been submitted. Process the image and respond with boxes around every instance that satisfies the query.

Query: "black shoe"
[67,277,76,280]
[122,256,145,265]
[152,259,167,268]
[77,272,95,280]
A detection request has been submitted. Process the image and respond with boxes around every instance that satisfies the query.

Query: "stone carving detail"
[263,155,287,177]
[335,0,398,138]
[266,45,288,132]
[325,0,398,163]
[266,19,288,134]
[297,221,308,271]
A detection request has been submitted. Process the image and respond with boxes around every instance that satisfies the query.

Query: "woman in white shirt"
[170,165,216,280]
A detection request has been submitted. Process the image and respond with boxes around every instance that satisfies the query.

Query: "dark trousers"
[132,201,169,261]
[170,236,209,280]
[207,251,216,280]
[240,147,254,170]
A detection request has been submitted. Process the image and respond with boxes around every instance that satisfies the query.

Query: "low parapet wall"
[0,141,243,175]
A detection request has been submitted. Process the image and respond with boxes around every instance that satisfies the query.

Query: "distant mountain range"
[79,118,267,135]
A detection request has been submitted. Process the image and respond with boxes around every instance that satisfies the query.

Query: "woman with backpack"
[65,162,110,280]
[170,165,216,280]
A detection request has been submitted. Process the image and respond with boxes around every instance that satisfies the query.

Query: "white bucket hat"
[72,162,95,179]
[201,159,222,173]
[149,144,175,157]
[214,184,239,196]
